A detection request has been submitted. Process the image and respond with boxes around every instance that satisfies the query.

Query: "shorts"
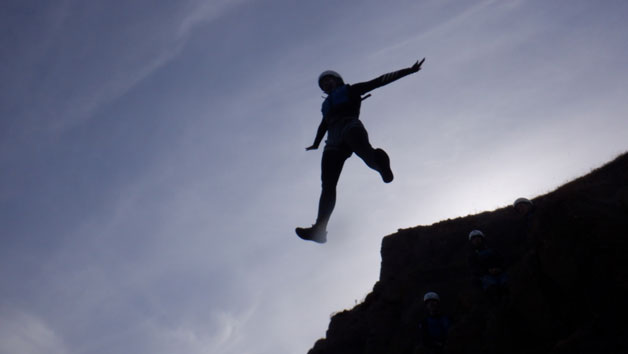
[324,118,364,152]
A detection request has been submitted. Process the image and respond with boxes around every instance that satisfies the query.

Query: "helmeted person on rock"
[417,292,450,354]
[467,230,509,300]
[296,58,425,243]
[513,197,534,216]
[513,197,538,246]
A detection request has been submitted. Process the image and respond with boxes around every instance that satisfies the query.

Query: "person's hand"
[305,145,318,151]
[411,58,425,72]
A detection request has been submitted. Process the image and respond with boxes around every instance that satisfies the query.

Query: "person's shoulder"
[331,84,350,95]
[345,83,363,92]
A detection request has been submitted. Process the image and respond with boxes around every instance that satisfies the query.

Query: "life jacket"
[476,248,504,270]
[321,85,362,125]
[423,315,450,341]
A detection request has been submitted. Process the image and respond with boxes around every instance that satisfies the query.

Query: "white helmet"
[468,229,485,240]
[423,292,440,302]
[318,70,344,89]
[513,197,533,208]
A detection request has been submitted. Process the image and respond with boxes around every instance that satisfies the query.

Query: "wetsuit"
[469,245,508,291]
[419,315,451,353]
[309,66,418,230]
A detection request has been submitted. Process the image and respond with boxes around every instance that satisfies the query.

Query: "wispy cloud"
[177,0,247,39]
[0,306,68,354]
[46,1,238,134]
[0,0,245,160]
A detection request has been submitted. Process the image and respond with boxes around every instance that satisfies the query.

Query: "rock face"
[309,153,628,354]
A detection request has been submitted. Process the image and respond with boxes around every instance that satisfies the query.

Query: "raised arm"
[305,117,328,151]
[352,58,425,96]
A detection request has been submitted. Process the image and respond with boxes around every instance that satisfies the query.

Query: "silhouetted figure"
[513,197,539,247]
[513,197,534,216]
[417,292,450,354]
[296,59,425,243]
[467,230,509,302]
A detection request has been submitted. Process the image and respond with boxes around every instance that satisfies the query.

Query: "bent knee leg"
[344,127,379,169]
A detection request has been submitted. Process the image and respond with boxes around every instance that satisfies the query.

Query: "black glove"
[411,58,425,72]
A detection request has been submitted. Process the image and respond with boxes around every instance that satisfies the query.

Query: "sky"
[1,0,627,353]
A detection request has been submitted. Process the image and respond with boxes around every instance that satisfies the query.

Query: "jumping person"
[296,58,425,243]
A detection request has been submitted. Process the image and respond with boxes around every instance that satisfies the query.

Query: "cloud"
[0,306,68,354]
[177,0,246,38]
[0,0,245,161]
[44,1,237,134]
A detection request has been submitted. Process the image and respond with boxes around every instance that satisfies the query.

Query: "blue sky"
[1,0,627,353]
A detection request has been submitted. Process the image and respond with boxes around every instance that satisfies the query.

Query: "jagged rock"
[309,152,628,354]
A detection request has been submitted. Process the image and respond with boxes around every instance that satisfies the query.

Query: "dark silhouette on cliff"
[308,152,628,354]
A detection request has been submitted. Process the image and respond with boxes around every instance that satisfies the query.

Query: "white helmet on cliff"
[468,229,485,240]
[513,197,533,208]
[318,70,344,89]
[423,292,440,302]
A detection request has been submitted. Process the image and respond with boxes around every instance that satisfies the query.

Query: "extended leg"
[317,149,349,229]
[296,149,349,243]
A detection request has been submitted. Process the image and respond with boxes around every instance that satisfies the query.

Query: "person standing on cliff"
[467,230,509,302]
[417,292,451,354]
[296,58,425,243]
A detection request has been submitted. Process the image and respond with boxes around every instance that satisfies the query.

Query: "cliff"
[308,152,628,354]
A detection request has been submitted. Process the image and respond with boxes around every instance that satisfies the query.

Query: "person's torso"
[424,316,450,341]
[321,84,362,125]
[476,248,502,269]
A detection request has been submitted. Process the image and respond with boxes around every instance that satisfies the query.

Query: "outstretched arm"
[305,117,328,150]
[352,58,425,96]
